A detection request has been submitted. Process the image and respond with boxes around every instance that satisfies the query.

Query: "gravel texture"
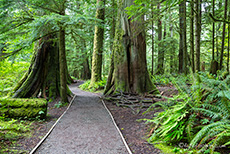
[35,86,128,154]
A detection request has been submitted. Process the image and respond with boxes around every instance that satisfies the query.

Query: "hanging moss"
[0,98,47,119]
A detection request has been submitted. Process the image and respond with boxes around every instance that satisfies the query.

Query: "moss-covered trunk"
[59,28,69,103]
[0,98,47,119]
[104,0,159,95]
[59,2,69,103]
[13,35,60,99]
[90,0,105,85]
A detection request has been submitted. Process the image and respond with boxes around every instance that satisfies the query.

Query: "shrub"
[79,78,107,92]
[0,61,29,97]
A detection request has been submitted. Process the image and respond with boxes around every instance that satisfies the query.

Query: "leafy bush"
[145,72,230,153]
[0,61,29,97]
[79,78,107,92]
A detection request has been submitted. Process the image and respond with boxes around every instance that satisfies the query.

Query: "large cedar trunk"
[59,28,69,103]
[13,35,60,99]
[104,0,159,95]
[59,2,69,103]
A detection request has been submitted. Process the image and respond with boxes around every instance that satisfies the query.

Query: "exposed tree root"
[103,92,162,114]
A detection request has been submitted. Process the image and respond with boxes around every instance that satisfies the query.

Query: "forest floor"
[104,84,178,154]
[1,82,178,154]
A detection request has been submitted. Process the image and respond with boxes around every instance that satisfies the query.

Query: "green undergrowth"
[0,60,44,153]
[79,78,107,92]
[153,142,198,154]
[0,116,33,153]
[0,60,29,97]
[144,72,230,154]
[54,101,68,108]
[151,73,192,86]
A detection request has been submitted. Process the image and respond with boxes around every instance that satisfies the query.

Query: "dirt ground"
[104,85,178,154]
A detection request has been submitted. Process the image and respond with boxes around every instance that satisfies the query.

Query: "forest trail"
[35,83,129,154]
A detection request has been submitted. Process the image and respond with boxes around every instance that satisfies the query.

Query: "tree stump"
[210,60,219,75]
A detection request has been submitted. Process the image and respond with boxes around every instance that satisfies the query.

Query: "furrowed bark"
[104,0,159,95]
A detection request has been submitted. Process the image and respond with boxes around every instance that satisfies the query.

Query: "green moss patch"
[0,98,47,119]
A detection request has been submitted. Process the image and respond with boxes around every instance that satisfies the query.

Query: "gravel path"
[35,85,128,154]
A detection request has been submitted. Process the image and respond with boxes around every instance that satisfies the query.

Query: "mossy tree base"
[0,98,47,119]
[104,0,159,95]
[13,35,68,99]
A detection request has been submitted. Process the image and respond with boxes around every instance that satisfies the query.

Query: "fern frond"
[192,108,222,120]
[210,130,226,154]
[189,121,229,148]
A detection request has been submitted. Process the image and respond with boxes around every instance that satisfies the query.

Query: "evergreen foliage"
[0,61,30,97]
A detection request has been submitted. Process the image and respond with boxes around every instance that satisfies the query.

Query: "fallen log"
[0,98,47,119]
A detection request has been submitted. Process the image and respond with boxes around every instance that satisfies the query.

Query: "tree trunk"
[90,0,105,85]
[13,35,60,99]
[163,22,167,72]
[219,0,228,69]
[227,9,230,72]
[190,0,195,73]
[210,0,216,74]
[80,41,91,80]
[195,0,201,72]
[183,0,188,74]
[179,0,187,74]
[59,1,69,103]
[170,21,174,73]
[179,1,184,73]
[212,0,215,61]
[110,0,116,51]
[216,25,220,61]
[156,3,163,74]
[59,28,68,103]
[151,22,155,75]
[81,58,91,80]
[210,60,219,75]
[151,3,155,75]
[104,0,159,95]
